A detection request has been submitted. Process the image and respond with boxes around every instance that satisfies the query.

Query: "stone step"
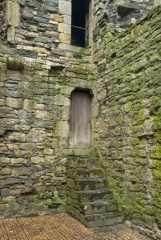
[85,211,121,222]
[76,178,105,190]
[78,189,112,202]
[84,211,123,228]
[84,211,122,228]
[67,157,96,169]
[67,167,103,179]
[76,168,104,179]
[67,155,124,231]
[67,178,106,191]
[91,223,126,233]
[86,215,123,228]
[67,188,112,202]
[81,200,118,214]
[67,204,123,230]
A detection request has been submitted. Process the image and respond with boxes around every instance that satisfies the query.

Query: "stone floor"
[0,213,152,240]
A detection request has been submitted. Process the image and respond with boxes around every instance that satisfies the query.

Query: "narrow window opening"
[70,90,92,148]
[71,0,90,47]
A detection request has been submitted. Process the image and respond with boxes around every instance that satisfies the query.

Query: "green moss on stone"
[156,133,161,143]
[91,147,125,213]
[155,208,161,228]
[151,146,161,159]
[137,109,144,122]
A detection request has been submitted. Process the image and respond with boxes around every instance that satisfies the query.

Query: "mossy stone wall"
[93,6,161,239]
[1,1,161,238]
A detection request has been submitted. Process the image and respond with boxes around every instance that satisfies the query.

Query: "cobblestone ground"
[0,213,152,240]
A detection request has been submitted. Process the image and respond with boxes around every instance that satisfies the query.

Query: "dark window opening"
[71,0,90,47]
[70,89,92,148]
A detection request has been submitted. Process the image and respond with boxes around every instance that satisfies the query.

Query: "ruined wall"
[95,0,160,28]
[93,6,161,239]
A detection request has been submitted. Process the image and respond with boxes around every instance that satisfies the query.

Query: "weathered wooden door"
[70,90,91,148]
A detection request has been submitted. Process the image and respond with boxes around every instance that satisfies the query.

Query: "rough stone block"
[60,86,74,95]
[24,99,34,112]
[31,157,44,164]
[6,1,20,27]
[59,0,71,15]
[33,103,45,110]
[7,27,15,43]
[58,23,71,34]
[44,149,54,155]
[50,15,63,23]
[72,149,90,156]
[1,188,10,197]
[59,33,71,44]
[43,4,57,13]
[20,143,35,150]
[35,110,50,120]
[56,121,69,138]
[2,196,15,203]
[0,158,11,164]
[7,133,25,142]
[11,158,27,164]
[34,47,50,54]
[62,106,70,120]
[2,168,12,175]
[104,217,122,226]
[6,97,23,109]
[12,167,30,176]
[63,15,71,24]
[0,204,8,211]
[54,94,70,106]
[45,156,57,163]
[22,7,33,19]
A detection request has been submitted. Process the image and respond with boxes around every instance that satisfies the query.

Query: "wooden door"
[70,90,91,148]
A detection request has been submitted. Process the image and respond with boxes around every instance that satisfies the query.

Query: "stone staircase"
[67,156,124,232]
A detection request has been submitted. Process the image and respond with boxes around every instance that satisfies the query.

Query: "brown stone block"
[50,15,63,23]
[14,149,21,155]
[10,189,22,195]
[2,196,15,203]
[0,204,8,211]
[2,168,12,175]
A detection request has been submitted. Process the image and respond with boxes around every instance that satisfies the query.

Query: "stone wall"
[0,0,96,218]
[6,0,70,46]
[95,0,160,29]
[1,0,161,239]
[0,42,96,217]
[0,0,97,218]
[93,6,161,239]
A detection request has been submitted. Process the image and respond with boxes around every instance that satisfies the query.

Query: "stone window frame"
[58,0,94,47]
